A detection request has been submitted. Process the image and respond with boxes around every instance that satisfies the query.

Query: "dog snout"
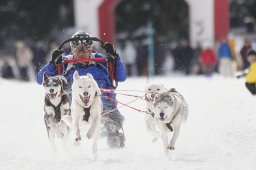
[160,112,164,118]
[151,93,155,98]
[50,89,54,93]
[83,91,89,96]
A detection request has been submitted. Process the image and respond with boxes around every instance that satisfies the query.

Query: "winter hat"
[246,50,256,57]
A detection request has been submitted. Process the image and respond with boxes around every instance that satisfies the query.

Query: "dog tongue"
[80,95,90,105]
[49,93,57,99]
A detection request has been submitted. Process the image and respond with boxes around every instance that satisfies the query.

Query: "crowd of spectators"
[0,36,254,81]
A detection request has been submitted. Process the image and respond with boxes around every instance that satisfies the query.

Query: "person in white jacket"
[15,41,34,81]
[122,40,137,76]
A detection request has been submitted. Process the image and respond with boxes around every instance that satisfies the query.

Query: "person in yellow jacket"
[245,50,256,95]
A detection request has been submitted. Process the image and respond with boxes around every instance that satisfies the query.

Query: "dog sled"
[54,36,144,109]
[52,36,129,148]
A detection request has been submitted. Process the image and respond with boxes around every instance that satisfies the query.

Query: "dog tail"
[61,115,73,128]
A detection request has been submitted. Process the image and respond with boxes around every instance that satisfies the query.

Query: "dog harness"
[165,105,181,132]
[166,123,173,132]
[45,94,70,123]
[83,107,91,122]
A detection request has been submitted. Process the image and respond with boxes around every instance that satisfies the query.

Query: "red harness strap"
[101,95,146,116]
[57,64,62,75]
[108,61,115,85]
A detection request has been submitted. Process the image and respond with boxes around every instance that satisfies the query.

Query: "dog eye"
[157,88,160,91]
[53,83,58,87]
[88,85,91,88]
[148,88,151,91]
[79,86,83,88]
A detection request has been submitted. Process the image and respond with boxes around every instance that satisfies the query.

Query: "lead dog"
[153,88,188,156]
[71,71,102,159]
[144,84,167,140]
[43,74,71,150]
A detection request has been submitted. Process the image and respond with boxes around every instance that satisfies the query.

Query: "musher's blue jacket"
[37,53,127,111]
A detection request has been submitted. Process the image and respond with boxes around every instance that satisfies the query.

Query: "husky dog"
[43,74,71,150]
[144,84,167,140]
[71,71,102,159]
[153,88,188,156]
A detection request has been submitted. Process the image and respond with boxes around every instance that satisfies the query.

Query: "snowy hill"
[0,75,255,170]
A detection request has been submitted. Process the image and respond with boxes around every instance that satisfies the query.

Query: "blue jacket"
[37,53,127,109]
[217,43,232,59]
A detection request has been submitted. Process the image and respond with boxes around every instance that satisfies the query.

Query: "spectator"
[240,38,252,69]
[217,37,234,77]
[172,39,194,75]
[1,60,15,79]
[244,50,256,95]
[15,40,34,81]
[136,43,148,76]
[33,41,48,73]
[199,43,217,76]
[123,40,137,76]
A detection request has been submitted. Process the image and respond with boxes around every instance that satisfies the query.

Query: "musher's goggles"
[70,37,93,48]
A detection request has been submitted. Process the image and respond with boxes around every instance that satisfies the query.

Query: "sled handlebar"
[55,36,106,66]
[57,37,105,51]
[63,58,106,64]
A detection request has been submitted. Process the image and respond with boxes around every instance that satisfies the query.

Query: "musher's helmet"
[70,31,93,47]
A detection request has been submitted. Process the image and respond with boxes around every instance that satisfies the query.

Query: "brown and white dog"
[43,74,71,150]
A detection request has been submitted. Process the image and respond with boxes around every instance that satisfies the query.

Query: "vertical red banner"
[214,0,229,40]
[98,0,119,43]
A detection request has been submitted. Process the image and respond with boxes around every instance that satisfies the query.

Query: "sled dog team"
[43,71,188,158]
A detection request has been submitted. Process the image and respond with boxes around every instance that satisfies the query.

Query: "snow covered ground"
[0,74,255,170]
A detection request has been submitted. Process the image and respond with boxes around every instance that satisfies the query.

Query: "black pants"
[245,83,256,95]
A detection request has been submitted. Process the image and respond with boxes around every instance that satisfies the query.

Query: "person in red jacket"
[199,43,217,76]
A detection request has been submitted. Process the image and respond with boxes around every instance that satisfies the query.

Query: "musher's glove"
[102,42,120,60]
[50,49,64,64]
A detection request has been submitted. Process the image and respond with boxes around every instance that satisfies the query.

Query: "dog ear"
[87,74,101,95]
[73,70,80,80]
[57,75,67,84]
[86,73,94,80]
[57,75,67,95]
[168,88,177,93]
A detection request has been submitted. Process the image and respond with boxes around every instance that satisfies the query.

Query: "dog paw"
[74,140,80,146]
[87,132,93,139]
[55,131,64,138]
[75,136,81,142]
[167,145,175,150]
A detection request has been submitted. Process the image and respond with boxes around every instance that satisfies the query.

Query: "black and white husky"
[43,74,71,150]
[153,88,188,156]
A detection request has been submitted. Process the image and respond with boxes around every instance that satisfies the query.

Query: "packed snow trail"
[0,75,255,170]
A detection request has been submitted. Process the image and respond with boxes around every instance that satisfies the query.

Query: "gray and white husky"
[153,88,188,156]
[69,71,102,159]
[43,74,71,150]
